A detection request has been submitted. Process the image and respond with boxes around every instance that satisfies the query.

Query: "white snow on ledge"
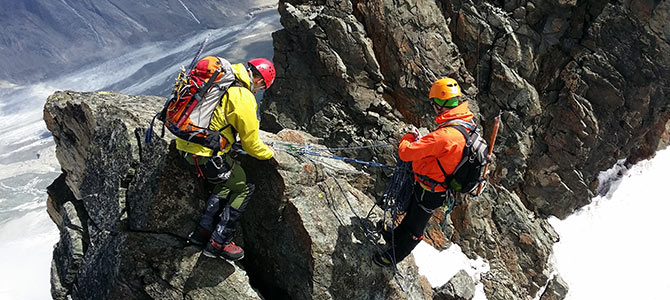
[549,147,670,300]
[414,241,490,299]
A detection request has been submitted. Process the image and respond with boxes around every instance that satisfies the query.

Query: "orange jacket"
[398,102,474,192]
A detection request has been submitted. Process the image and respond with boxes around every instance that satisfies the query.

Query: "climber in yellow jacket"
[182,57,276,261]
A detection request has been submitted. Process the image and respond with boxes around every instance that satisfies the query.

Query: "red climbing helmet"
[247,58,276,89]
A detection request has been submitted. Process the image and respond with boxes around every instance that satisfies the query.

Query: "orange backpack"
[160,56,239,152]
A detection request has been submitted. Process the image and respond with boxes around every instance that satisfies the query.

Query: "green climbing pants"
[183,153,253,243]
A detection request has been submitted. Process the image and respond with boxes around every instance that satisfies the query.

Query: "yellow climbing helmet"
[429,77,461,108]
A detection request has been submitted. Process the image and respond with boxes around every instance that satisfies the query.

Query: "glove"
[401,133,417,142]
[411,127,422,139]
[401,127,421,141]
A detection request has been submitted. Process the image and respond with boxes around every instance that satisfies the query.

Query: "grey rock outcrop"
[45,91,261,299]
[434,270,476,300]
[261,0,670,299]
[539,274,569,300]
[44,91,430,299]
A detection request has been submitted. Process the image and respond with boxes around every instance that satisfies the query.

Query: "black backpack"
[436,121,489,195]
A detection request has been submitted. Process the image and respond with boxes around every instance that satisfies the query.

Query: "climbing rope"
[268,141,396,153]
[241,138,473,291]
[268,141,398,169]
[319,163,409,290]
[291,146,398,169]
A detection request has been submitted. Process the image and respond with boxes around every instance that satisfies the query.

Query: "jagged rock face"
[539,275,569,300]
[433,270,476,300]
[262,0,670,299]
[44,91,432,299]
[266,0,670,217]
[445,0,670,218]
[44,91,261,299]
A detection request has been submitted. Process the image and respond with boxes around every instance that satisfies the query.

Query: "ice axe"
[476,114,501,195]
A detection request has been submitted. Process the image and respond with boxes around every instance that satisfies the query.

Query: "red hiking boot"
[203,239,244,261]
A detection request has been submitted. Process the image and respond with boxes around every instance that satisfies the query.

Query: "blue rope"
[309,143,397,152]
[269,141,396,153]
[145,113,158,144]
[302,150,398,169]
[379,160,414,213]
[283,144,398,169]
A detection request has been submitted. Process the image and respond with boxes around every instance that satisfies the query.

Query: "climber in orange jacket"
[374,77,476,267]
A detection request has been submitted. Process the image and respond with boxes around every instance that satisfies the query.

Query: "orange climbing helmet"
[429,77,461,108]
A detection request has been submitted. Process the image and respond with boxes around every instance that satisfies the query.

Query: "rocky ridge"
[44,0,670,299]
[45,91,430,299]
[260,0,670,299]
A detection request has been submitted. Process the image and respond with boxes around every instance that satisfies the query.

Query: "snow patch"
[414,241,490,299]
[177,0,201,24]
[550,148,670,300]
[0,210,59,300]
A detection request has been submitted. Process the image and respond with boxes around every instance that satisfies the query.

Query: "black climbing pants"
[384,183,447,263]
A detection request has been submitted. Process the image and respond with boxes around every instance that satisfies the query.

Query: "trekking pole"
[476,115,501,195]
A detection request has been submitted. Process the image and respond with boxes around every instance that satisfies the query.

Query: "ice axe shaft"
[476,115,501,195]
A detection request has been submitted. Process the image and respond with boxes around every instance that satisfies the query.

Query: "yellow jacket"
[175,63,273,160]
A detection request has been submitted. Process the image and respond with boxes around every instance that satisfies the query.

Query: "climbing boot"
[188,226,211,247]
[203,239,245,261]
[373,252,394,267]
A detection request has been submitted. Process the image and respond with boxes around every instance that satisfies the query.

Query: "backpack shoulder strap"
[215,80,243,137]
[194,69,221,101]
[447,124,478,166]
[447,124,476,147]
[435,124,478,184]
[422,124,470,190]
